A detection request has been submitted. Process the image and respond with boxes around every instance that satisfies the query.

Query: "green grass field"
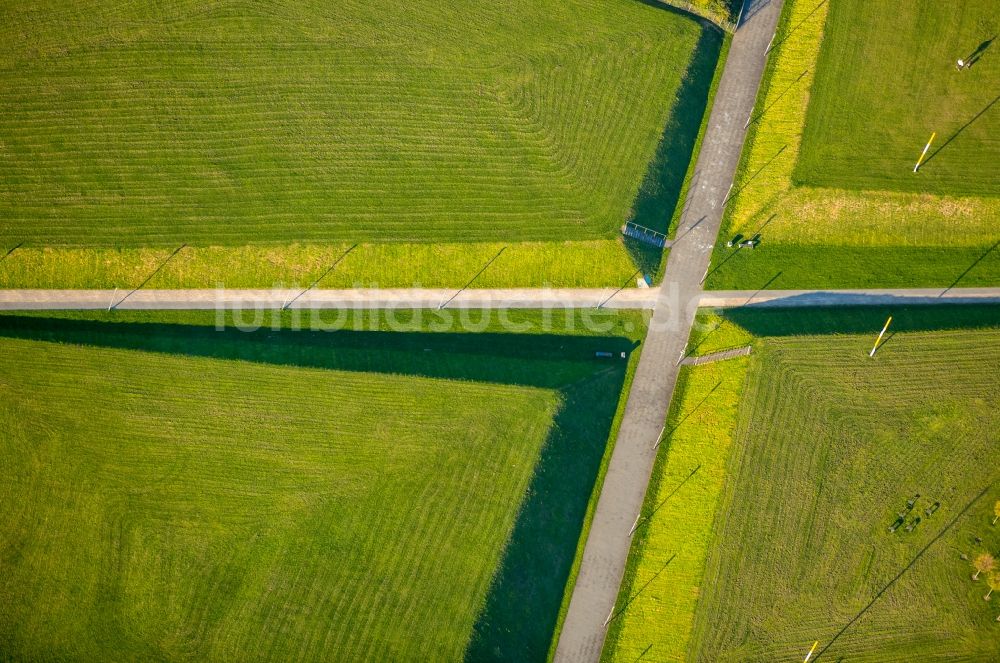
[0,0,727,288]
[690,322,1000,660]
[706,0,1000,290]
[0,309,646,661]
[796,0,999,196]
[605,306,1000,661]
[0,0,713,246]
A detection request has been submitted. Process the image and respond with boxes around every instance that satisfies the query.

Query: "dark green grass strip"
[720,303,1000,338]
[705,243,1000,290]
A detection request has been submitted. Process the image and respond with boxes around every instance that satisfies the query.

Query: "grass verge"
[0,240,639,289]
[602,354,749,661]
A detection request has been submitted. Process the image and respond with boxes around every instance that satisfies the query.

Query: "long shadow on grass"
[633,0,742,26]
[921,93,1000,167]
[0,314,633,662]
[465,365,626,662]
[720,303,1000,338]
[813,482,994,661]
[942,239,1000,293]
[623,23,724,277]
[0,314,635,387]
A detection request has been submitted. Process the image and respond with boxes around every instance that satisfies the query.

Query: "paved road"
[2,287,999,311]
[0,287,660,311]
[552,1,786,660]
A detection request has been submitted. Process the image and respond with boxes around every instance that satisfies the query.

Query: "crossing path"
[0,0,995,657]
[1,287,999,310]
[681,344,752,365]
[552,0,787,659]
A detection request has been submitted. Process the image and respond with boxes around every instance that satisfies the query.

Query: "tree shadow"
[623,24,724,277]
[440,245,508,309]
[623,236,662,282]
[283,244,357,309]
[112,244,187,309]
[942,239,1000,294]
[0,314,634,662]
[746,71,808,128]
[465,367,627,662]
[599,268,644,308]
[632,0,742,25]
[724,145,787,206]
[0,315,634,388]
[634,465,702,533]
[812,483,993,661]
[768,0,827,53]
[0,241,24,266]
[964,35,995,68]
[607,553,676,624]
[740,0,772,27]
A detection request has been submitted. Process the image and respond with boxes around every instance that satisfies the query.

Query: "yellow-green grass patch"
[0,240,640,289]
[602,354,749,662]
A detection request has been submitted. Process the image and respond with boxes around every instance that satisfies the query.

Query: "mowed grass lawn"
[0,0,709,245]
[604,306,1000,661]
[689,316,1000,660]
[0,310,644,661]
[707,0,1000,290]
[0,338,556,660]
[796,0,1000,196]
[0,311,645,661]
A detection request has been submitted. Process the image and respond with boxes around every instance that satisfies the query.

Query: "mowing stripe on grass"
[0,0,707,246]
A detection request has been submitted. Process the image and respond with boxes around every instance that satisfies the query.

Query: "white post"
[869,316,892,357]
[653,424,667,449]
[108,288,117,311]
[628,512,642,537]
